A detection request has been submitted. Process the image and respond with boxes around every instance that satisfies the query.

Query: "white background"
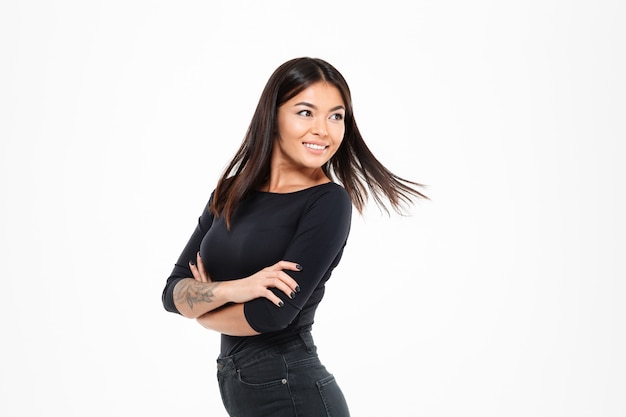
[1,1,625,416]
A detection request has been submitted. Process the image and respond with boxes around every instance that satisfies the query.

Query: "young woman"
[162,57,427,417]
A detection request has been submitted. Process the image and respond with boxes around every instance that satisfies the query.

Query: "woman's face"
[273,82,346,171]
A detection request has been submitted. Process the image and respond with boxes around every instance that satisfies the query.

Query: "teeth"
[304,143,326,150]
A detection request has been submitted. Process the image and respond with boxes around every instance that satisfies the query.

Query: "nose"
[311,117,328,137]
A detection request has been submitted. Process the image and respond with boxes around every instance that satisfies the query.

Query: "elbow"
[162,278,184,316]
[163,299,198,319]
[164,295,200,319]
[162,299,184,316]
[244,302,296,334]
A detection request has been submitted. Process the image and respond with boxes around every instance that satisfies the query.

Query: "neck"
[264,165,328,193]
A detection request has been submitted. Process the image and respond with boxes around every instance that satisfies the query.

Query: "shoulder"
[312,181,348,195]
[291,183,352,239]
[305,182,350,202]
[302,182,352,215]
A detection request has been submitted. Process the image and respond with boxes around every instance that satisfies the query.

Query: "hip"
[216,330,350,417]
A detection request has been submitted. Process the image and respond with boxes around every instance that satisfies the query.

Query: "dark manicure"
[189,261,195,266]
[290,292,296,299]
[278,301,284,308]
[295,286,301,293]
[296,264,303,271]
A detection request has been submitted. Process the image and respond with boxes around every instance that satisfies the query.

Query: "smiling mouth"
[303,143,328,151]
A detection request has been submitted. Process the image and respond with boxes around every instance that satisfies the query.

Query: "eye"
[297,110,313,117]
[330,113,344,121]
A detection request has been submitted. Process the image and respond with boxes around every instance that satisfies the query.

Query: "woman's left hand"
[189,252,212,283]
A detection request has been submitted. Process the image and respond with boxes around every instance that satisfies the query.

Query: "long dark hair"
[211,57,427,227]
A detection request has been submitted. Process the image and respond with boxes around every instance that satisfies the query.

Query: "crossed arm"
[173,251,301,336]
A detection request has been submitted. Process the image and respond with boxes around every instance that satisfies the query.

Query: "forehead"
[284,82,345,107]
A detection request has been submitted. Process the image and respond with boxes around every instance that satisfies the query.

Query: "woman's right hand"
[225,261,302,307]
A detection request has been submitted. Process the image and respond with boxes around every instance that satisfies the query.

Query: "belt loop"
[299,330,314,353]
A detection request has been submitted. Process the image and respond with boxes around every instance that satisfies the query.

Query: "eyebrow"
[294,102,345,112]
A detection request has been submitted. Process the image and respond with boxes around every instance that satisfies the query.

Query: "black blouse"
[162,182,352,356]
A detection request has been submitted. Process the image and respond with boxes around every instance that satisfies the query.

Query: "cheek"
[278,119,306,141]
[332,125,346,144]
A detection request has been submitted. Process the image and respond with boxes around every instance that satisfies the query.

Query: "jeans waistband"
[217,329,314,371]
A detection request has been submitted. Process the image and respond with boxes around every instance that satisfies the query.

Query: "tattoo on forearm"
[174,280,220,310]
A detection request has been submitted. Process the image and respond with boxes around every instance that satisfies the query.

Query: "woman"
[162,57,427,417]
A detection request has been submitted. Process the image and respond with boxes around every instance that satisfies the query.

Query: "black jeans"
[216,330,350,417]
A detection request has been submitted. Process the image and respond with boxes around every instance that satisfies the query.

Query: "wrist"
[213,280,232,303]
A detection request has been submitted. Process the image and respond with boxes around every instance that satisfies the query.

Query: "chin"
[301,158,331,170]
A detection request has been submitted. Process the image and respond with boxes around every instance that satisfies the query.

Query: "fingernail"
[290,291,296,299]
[296,264,303,271]
[278,301,284,308]
[295,286,301,293]
[189,261,195,266]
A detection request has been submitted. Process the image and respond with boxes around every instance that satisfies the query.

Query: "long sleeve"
[161,195,215,314]
[243,185,352,333]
